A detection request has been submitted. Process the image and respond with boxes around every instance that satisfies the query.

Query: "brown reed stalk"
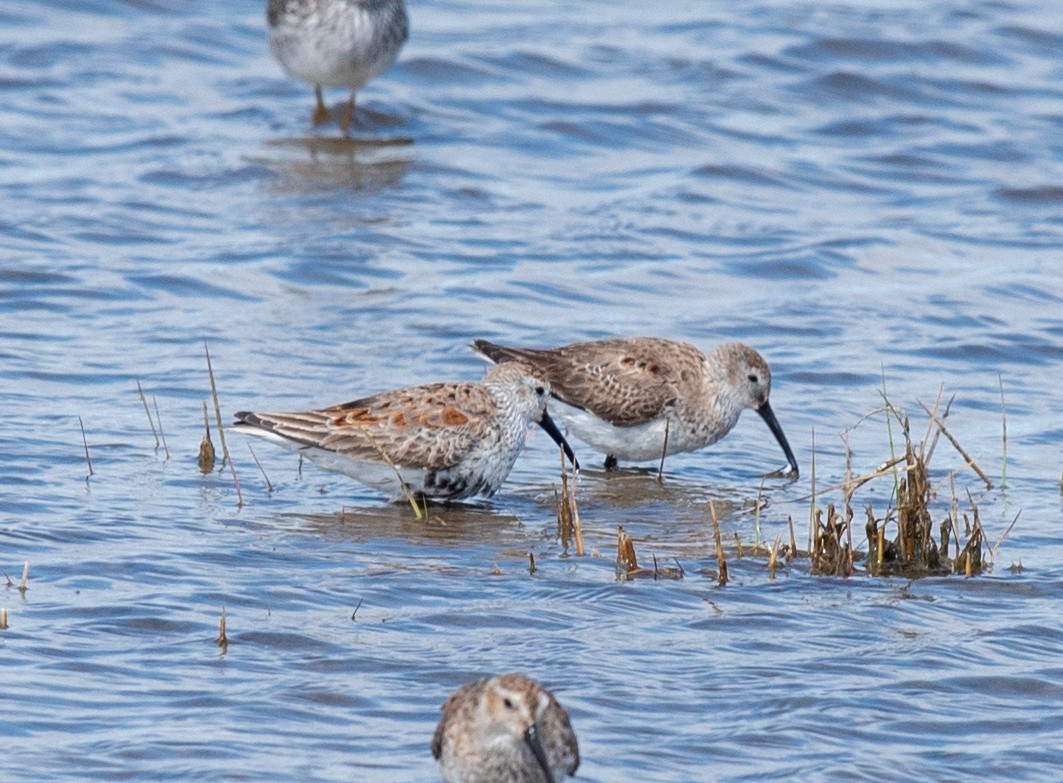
[616,526,638,575]
[794,456,906,503]
[613,528,680,580]
[768,534,782,579]
[556,446,583,555]
[358,426,423,518]
[528,552,537,575]
[18,561,28,596]
[198,401,216,474]
[216,606,228,652]
[918,400,992,489]
[567,452,584,557]
[949,473,960,560]
[226,440,242,508]
[203,341,230,467]
[875,509,885,568]
[554,486,568,546]
[555,478,571,548]
[990,510,1021,564]
[926,394,955,471]
[919,385,947,465]
[203,341,243,507]
[77,416,93,475]
[709,501,728,586]
[0,608,7,630]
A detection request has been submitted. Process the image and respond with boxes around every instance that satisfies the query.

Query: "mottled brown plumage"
[432,674,579,783]
[475,337,708,427]
[473,337,799,475]
[233,363,576,501]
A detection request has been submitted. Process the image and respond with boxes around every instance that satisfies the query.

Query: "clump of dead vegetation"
[555,447,584,556]
[804,387,1016,579]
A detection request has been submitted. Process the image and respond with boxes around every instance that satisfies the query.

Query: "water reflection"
[259,135,414,192]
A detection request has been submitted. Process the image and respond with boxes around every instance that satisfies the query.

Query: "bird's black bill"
[539,409,580,472]
[524,724,557,783]
[756,401,799,478]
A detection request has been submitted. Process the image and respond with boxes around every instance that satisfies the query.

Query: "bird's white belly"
[235,423,520,501]
[270,9,383,88]
[550,400,712,462]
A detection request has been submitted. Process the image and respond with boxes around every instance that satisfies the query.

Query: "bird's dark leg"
[339,91,356,136]
[312,85,329,125]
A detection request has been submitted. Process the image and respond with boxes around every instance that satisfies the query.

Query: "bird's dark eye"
[535,386,545,396]
[747,374,759,384]
[503,697,515,709]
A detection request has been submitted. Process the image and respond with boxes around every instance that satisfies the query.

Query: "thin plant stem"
[880,363,900,502]
[754,479,764,551]
[918,400,993,489]
[808,427,816,553]
[990,510,1021,563]
[656,418,669,484]
[247,443,274,493]
[137,380,159,449]
[78,416,94,478]
[153,395,170,460]
[999,374,1007,490]
[709,501,727,586]
[204,340,230,468]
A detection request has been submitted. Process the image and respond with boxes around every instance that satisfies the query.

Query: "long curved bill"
[756,401,799,478]
[538,409,580,472]
[524,724,557,783]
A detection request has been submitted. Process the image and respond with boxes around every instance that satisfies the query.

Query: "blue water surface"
[1,0,1062,780]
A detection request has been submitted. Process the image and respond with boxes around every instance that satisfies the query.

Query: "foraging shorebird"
[432,674,579,783]
[266,0,408,134]
[473,337,799,476]
[233,363,577,501]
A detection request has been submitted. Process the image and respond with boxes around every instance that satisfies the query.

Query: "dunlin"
[473,337,799,476]
[266,0,408,134]
[432,674,579,783]
[233,363,577,501]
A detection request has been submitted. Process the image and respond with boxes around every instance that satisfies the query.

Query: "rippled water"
[2,0,1062,780]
